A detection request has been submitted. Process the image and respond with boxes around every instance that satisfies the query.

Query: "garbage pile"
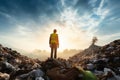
[0,44,42,80]
[69,39,120,80]
[0,39,120,80]
[68,44,101,64]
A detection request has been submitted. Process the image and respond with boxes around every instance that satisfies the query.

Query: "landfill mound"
[0,39,120,80]
[69,39,120,79]
[69,39,120,65]
[0,44,42,80]
[69,43,101,63]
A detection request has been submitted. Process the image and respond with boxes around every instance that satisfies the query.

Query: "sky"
[0,0,120,54]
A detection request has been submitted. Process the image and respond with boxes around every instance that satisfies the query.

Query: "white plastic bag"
[35,77,44,80]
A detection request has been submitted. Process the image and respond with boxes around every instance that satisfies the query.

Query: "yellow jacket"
[49,33,59,46]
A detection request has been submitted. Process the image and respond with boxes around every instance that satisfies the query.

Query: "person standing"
[49,29,59,59]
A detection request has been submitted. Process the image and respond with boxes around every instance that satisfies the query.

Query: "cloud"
[88,0,98,7]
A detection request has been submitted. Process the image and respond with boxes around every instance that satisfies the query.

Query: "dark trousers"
[51,47,57,59]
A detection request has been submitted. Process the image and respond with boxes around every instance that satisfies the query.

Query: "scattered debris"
[0,39,120,80]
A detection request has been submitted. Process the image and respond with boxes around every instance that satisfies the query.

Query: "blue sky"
[0,0,120,53]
